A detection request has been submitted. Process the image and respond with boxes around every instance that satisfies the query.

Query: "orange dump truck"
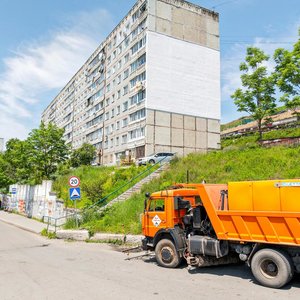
[141,179,300,288]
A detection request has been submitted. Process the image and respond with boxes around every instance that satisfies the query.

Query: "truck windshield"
[148,198,165,212]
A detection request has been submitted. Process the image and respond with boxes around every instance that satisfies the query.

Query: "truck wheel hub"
[261,260,278,277]
[161,247,174,263]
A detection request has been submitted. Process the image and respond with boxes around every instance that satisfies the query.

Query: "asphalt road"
[0,221,299,300]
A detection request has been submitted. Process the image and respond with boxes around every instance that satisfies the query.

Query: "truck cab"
[142,188,199,237]
[142,188,201,267]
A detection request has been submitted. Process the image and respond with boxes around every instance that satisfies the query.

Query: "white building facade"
[42,0,220,165]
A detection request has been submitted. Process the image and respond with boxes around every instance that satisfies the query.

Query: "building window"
[122,134,128,144]
[117,75,121,84]
[132,27,139,39]
[131,36,146,55]
[117,60,122,70]
[129,127,145,140]
[116,121,120,130]
[130,53,146,73]
[132,10,139,23]
[123,69,129,79]
[117,105,120,115]
[105,112,109,120]
[130,89,146,105]
[130,71,146,88]
[124,53,130,64]
[117,90,121,99]
[86,128,103,142]
[118,45,122,55]
[116,136,119,146]
[86,114,104,128]
[122,118,128,127]
[140,2,146,14]
[110,138,114,148]
[111,108,115,118]
[106,83,111,92]
[129,108,146,122]
[123,85,128,95]
[123,101,128,111]
[124,37,130,48]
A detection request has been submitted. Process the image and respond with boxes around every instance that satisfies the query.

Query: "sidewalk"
[0,211,143,244]
[0,211,47,234]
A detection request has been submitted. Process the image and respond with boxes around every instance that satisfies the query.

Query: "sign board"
[152,215,162,227]
[69,176,80,187]
[69,187,81,200]
[11,187,17,195]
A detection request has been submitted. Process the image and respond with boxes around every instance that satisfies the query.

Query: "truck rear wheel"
[251,248,294,288]
[155,239,180,268]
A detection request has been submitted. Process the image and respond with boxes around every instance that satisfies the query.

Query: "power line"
[221,40,294,45]
[211,0,238,10]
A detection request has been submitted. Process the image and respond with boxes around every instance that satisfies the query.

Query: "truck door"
[144,197,167,237]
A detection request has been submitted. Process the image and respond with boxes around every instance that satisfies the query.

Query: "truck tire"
[155,239,180,268]
[251,248,294,288]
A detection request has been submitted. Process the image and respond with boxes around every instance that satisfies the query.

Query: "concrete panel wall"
[145,109,220,155]
[148,0,220,50]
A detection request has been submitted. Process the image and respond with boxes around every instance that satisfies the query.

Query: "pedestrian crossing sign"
[69,187,81,200]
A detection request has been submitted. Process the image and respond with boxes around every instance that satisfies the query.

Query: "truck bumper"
[142,237,153,251]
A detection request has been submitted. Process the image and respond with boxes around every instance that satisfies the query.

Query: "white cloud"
[0,9,113,144]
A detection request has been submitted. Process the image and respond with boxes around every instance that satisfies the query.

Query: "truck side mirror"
[144,193,150,211]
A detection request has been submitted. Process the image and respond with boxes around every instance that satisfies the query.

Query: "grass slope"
[78,145,300,234]
[53,164,150,208]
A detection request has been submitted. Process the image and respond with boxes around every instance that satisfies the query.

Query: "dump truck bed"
[183,180,300,246]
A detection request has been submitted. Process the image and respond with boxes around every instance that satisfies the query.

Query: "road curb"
[55,229,143,244]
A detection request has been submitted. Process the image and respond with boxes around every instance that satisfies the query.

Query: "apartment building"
[41,0,220,165]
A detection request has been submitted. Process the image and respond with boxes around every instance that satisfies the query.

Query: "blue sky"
[0,0,299,143]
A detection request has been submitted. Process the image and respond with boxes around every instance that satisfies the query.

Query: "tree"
[4,138,32,183]
[274,30,300,111]
[27,122,69,182]
[231,47,276,140]
[70,143,96,168]
[0,153,13,192]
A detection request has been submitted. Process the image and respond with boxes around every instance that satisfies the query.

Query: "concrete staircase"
[100,163,169,211]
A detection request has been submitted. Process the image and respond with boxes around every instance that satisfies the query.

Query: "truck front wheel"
[251,248,294,288]
[155,239,180,268]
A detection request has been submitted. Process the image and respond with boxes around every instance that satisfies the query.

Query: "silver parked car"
[137,152,175,166]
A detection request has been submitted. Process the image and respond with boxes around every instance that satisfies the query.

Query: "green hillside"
[72,144,300,235]
[53,164,151,208]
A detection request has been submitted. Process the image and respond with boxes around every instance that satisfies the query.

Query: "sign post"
[68,176,81,228]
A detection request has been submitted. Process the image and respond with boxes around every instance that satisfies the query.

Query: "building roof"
[221,109,300,135]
